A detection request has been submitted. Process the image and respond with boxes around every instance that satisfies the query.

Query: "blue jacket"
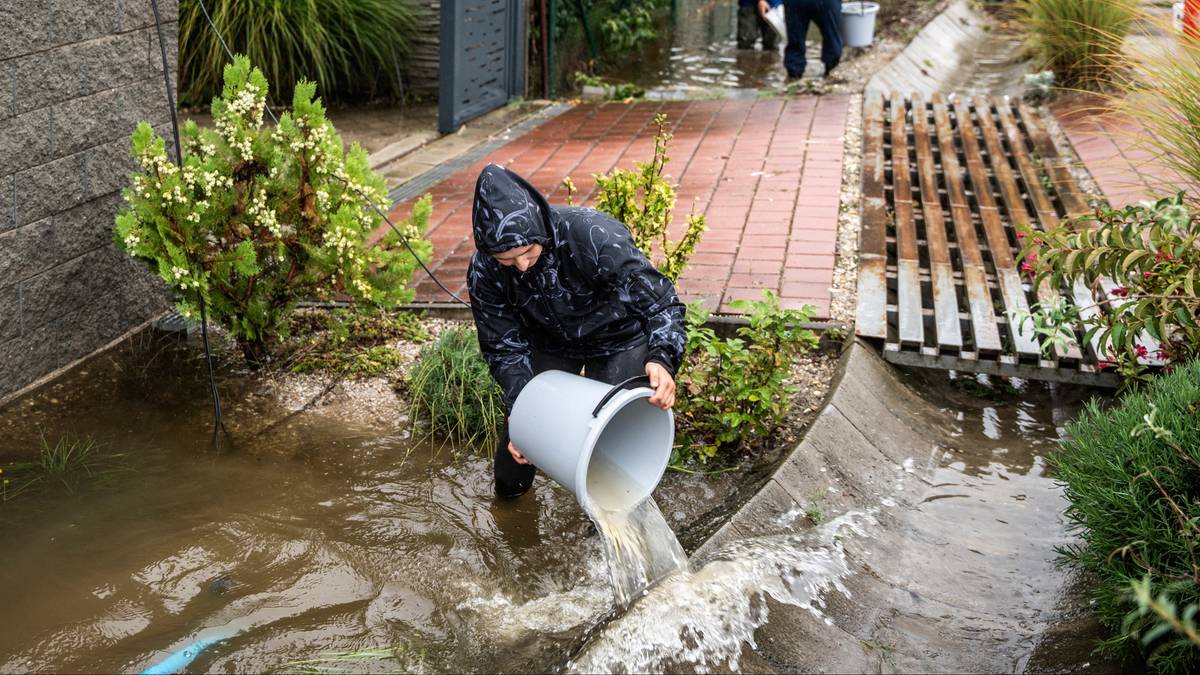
[467,165,687,411]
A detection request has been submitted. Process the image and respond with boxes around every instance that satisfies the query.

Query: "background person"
[739,0,782,50]
[467,164,686,499]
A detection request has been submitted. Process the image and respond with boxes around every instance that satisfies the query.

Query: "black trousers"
[494,343,649,498]
[783,0,843,78]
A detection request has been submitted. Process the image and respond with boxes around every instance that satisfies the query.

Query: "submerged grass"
[404,327,505,456]
[2,434,130,502]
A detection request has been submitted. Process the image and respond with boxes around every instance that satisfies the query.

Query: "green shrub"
[673,291,818,464]
[1018,195,1200,384]
[1114,29,1200,203]
[566,113,706,282]
[115,57,432,366]
[1053,359,1200,673]
[406,327,505,454]
[1019,0,1135,90]
[178,0,416,106]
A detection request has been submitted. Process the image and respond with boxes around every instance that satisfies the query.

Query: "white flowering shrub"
[115,57,431,365]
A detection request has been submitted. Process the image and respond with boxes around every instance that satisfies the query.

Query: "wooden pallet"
[856,92,1133,387]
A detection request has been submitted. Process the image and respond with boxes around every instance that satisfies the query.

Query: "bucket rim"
[576,385,673,512]
[841,1,880,15]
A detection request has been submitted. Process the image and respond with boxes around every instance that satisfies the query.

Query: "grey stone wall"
[0,0,175,399]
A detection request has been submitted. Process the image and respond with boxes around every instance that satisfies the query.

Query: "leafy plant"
[178,0,416,106]
[566,113,707,282]
[600,6,659,53]
[1053,359,1200,673]
[281,308,427,378]
[673,291,818,464]
[1112,26,1200,204]
[1018,195,1200,383]
[1018,0,1135,90]
[115,57,432,366]
[1127,577,1200,659]
[405,327,506,454]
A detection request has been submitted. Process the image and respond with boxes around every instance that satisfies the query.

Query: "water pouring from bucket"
[509,371,674,512]
[510,370,687,605]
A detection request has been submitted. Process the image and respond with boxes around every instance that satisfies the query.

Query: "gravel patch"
[830,93,864,326]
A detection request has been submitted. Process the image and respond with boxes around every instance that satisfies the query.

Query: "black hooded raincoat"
[467,164,687,411]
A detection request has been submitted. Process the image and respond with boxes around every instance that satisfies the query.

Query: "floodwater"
[0,328,1115,673]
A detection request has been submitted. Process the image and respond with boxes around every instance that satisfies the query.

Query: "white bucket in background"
[1175,3,1185,33]
[840,1,880,48]
[509,370,674,512]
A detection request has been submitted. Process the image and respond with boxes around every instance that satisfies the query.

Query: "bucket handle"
[591,375,653,418]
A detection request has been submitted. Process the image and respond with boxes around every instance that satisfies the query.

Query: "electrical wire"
[150,0,225,440]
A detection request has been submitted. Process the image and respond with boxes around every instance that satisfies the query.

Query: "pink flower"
[1143,271,1154,278]
[1021,261,1034,275]
[1015,231,1026,240]
[1157,348,1171,360]
[1135,344,1148,358]
[1111,286,1128,297]
[1096,359,1113,370]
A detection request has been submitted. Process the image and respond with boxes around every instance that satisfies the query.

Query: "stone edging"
[865,0,986,98]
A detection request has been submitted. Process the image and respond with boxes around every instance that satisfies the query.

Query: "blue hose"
[140,634,228,675]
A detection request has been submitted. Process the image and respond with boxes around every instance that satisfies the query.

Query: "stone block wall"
[0,0,175,400]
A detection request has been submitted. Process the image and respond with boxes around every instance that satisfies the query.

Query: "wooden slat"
[952,98,1041,358]
[933,94,1002,354]
[892,92,924,347]
[1016,101,1091,218]
[973,95,1083,362]
[910,94,963,351]
[996,102,1060,227]
[856,91,888,339]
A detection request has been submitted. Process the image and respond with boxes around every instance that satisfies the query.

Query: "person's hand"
[757,0,770,17]
[508,440,529,465]
[645,362,676,410]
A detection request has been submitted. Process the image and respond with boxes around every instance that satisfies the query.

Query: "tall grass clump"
[1053,359,1200,673]
[406,327,505,454]
[1019,0,1135,90]
[179,0,416,106]
[1113,30,1200,202]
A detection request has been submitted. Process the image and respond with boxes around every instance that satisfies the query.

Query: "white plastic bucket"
[509,370,674,512]
[764,5,787,43]
[840,1,880,48]
[1176,3,1185,33]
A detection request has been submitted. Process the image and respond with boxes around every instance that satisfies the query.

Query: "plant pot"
[840,1,880,48]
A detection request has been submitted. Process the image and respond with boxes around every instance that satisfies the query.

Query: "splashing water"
[569,511,875,674]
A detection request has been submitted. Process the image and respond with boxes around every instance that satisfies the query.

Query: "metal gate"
[438,0,526,134]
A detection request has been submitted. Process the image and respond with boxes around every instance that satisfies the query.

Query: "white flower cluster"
[246,188,281,237]
[288,119,329,157]
[171,265,199,290]
[123,230,142,250]
[214,81,265,161]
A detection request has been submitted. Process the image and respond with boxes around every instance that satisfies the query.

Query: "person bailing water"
[467,164,687,500]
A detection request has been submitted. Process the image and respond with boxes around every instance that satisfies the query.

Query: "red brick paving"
[384,97,849,319]
[1052,98,1191,208]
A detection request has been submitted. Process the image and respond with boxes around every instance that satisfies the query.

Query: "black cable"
[190,0,471,310]
[150,0,225,438]
[330,175,472,309]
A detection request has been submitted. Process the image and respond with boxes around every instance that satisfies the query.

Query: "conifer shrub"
[1054,359,1200,673]
[115,57,432,366]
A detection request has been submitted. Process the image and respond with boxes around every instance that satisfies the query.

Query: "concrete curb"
[865,0,986,98]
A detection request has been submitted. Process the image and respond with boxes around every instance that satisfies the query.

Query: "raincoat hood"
[471,164,552,254]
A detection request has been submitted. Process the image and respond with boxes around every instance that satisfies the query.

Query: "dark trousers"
[783,0,843,78]
[494,343,650,498]
[737,5,779,50]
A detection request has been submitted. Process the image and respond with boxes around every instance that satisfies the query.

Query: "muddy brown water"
[0,327,1120,673]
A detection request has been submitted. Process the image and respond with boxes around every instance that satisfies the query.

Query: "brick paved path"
[1052,99,1187,208]
[384,97,849,318]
